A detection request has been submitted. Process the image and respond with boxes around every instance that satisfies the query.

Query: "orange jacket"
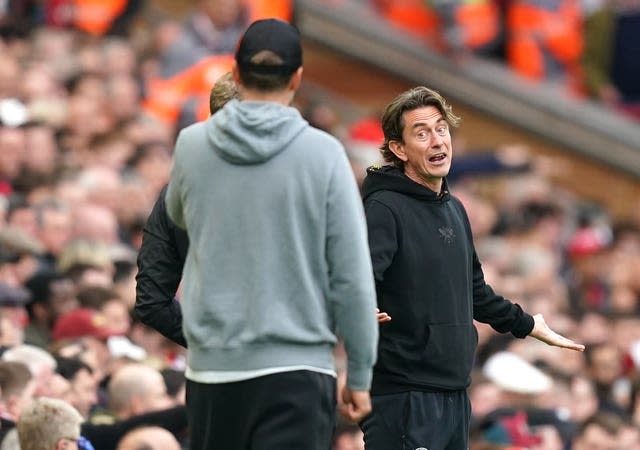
[73,0,128,35]
[143,0,293,126]
[375,0,499,51]
[506,0,583,80]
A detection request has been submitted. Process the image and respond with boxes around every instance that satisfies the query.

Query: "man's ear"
[388,140,408,162]
[289,67,303,91]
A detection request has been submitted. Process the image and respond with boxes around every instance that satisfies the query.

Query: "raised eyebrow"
[411,118,447,130]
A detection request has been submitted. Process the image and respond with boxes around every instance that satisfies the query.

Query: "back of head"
[17,397,84,450]
[209,72,239,115]
[0,361,32,399]
[108,363,170,418]
[116,426,181,450]
[234,18,302,91]
[1,344,56,378]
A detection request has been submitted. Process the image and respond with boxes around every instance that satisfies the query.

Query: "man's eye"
[416,132,427,140]
[436,126,447,135]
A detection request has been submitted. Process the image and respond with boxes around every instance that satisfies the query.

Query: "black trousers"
[360,390,471,450]
[186,370,336,450]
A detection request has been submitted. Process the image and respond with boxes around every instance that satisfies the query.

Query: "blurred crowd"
[368,0,640,122]
[0,1,639,450]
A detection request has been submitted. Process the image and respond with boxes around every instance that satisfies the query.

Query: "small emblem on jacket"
[438,227,455,244]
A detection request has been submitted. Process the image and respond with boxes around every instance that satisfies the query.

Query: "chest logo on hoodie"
[438,227,456,244]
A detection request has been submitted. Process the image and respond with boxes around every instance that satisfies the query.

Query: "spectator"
[56,356,100,419]
[572,412,622,450]
[116,426,181,450]
[93,363,172,423]
[23,270,78,349]
[134,71,240,348]
[158,0,249,78]
[581,0,640,120]
[0,361,36,445]
[16,397,91,450]
[505,0,583,82]
[0,283,31,348]
[1,344,59,398]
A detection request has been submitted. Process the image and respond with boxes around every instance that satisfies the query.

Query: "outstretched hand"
[529,313,585,352]
[376,308,391,323]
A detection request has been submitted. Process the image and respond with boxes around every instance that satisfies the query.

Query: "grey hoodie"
[165,100,378,389]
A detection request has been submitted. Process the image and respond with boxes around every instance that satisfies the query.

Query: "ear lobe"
[389,141,408,162]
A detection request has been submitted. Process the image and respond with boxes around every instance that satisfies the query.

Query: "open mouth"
[429,153,446,162]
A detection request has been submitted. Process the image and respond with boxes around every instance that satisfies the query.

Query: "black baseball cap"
[235,18,302,75]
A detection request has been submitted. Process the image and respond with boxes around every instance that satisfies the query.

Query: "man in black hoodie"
[359,86,585,450]
[134,72,239,347]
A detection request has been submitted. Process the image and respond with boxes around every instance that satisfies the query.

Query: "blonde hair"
[17,397,84,450]
[209,72,239,115]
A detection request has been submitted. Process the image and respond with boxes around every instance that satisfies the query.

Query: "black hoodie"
[362,165,534,394]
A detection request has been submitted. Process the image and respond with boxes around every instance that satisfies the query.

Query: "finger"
[376,313,392,323]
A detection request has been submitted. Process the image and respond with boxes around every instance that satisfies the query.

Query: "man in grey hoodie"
[165,18,379,449]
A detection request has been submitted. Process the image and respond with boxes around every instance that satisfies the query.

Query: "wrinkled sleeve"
[134,187,188,347]
[325,154,378,391]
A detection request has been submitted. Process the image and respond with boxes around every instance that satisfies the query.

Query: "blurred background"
[0,0,639,449]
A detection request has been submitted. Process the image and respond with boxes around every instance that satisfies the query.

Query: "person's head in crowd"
[56,239,115,288]
[107,363,172,420]
[52,307,119,383]
[1,344,58,397]
[576,311,612,346]
[23,270,78,347]
[55,356,98,419]
[468,372,505,420]
[77,285,131,336]
[102,38,137,77]
[617,421,640,450]
[6,200,38,239]
[233,18,303,104]
[64,89,113,145]
[0,56,21,99]
[0,224,44,285]
[72,204,120,245]
[21,122,59,179]
[572,412,623,450]
[34,199,74,261]
[0,283,31,347]
[74,167,122,212]
[0,361,36,422]
[0,126,27,183]
[17,397,88,450]
[111,256,137,310]
[209,72,239,115]
[106,74,141,123]
[116,426,182,450]
[125,142,173,196]
[567,374,600,424]
[198,0,246,30]
[585,342,625,392]
[83,131,135,172]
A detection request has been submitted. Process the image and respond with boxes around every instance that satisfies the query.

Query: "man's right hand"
[339,386,372,422]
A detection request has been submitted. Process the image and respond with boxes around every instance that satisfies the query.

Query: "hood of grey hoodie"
[207,99,309,165]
